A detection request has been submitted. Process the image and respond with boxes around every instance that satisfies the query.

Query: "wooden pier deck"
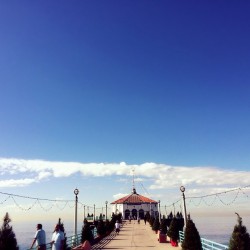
[92,220,181,250]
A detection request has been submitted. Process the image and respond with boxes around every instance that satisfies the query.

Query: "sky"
[0,1,250,227]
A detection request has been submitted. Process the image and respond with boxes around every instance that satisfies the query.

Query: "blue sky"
[0,1,250,224]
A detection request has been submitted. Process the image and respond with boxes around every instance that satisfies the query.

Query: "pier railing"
[28,233,81,250]
[179,231,229,250]
[29,228,97,250]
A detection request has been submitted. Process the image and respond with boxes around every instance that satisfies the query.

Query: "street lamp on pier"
[180,186,187,229]
[105,201,108,220]
[74,188,79,237]
[158,200,161,221]
[94,204,95,221]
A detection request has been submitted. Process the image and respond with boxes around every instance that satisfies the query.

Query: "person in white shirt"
[51,224,65,250]
[115,220,120,234]
[30,224,46,250]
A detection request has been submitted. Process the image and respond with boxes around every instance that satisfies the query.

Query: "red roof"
[111,188,157,204]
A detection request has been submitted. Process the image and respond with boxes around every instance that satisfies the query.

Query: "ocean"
[14,216,250,250]
[13,221,77,250]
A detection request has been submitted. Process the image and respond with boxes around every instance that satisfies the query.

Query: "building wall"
[111,203,159,219]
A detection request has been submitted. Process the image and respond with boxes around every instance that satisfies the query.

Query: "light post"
[105,201,108,220]
[158,200,161,221]
[74,188,79,237]
[93,204,95,221]
[180,186,187,229]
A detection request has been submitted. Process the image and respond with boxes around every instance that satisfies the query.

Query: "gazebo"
[111,188,158,219]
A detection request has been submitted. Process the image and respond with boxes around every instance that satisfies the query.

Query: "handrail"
[179,231,228,250]
[28,233,82,250]
[28,227,97,250]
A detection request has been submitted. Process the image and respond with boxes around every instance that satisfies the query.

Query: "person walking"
[30,224,46,250]
[115,220,120,234]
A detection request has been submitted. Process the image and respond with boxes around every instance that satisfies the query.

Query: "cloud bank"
[0,158,249,194]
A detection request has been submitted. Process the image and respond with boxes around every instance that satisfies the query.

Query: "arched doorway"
[132,209,137,219]
[125,209,130,219]
[139,209,144,219]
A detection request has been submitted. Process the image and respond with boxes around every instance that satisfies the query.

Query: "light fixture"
[180,186,185,193]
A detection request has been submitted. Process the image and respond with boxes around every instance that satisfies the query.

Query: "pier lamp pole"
[94,204,95,221]
[180,186,187,229]
[74,188,79,237]
[105,201,108,220]
[158,200,161,221]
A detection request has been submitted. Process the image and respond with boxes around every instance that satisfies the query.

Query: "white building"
[111,188,159,219]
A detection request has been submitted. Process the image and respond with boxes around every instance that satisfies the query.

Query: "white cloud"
[0,158,250,195]
[37,171,52,180]
[0,178,36,187]
[113,193,129,200]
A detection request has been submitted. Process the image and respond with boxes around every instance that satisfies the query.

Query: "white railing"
[179,231,228,250]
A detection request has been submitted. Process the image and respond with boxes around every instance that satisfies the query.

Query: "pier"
[27,219,230,250]
[72,220,181,250]
[97,220,181,250]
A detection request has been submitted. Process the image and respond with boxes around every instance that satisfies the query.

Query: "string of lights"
[37,199,55,212]
[11,196,38,211]
[188,197,203,207]
[215,189,241,206]
[164,199,181,208]
[1,185,250,212]
[161,185,250,210]
[186,185,250,199]
[0,195,11,204]
[240,188,249,199]
[200,195,217,207]
[0,191,111,212]
[0,191,74,202]
[186,185,250,207]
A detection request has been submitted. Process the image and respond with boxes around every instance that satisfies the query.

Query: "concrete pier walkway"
[92,220,181,250]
